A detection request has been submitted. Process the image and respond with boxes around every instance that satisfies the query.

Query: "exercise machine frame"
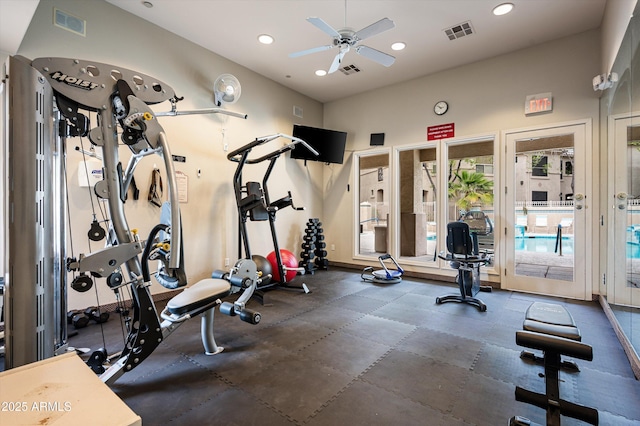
[3,56,255,384]
[227,134,318,297]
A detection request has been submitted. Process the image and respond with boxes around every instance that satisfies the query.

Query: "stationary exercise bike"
[227,133,318,300]
[32,57,258,385]
[437,221,492,311]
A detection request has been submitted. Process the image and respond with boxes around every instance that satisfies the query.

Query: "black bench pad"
[523,302,581,341]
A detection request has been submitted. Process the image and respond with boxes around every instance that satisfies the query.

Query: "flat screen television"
[291,124,347,164]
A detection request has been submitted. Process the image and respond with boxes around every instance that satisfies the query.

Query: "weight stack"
[299,218,320,274]
[313,219,329,271]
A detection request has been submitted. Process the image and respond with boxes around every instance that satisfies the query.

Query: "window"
[532,191,547,201]
[532,155,548,176]
[476,164,494,175]
[564,161,573,175]
[356,152,390,257]
[532,155,548,177]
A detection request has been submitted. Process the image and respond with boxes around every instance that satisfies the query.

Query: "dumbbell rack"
[299,218,329,274]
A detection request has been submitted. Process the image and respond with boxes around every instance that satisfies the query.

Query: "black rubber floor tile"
[397,328,483,370]
[472,343,541,386]
[297,304,365,330]
[307,379,472,426]
[407,280,457,297]
[354,285,407,301]
[241,357,353,423]
[450,371,545,426]
[370,301,433,326]
[255,316,334,352]
[361,349,470,412]
[387,292,438,310]
[112,357,230,424]
[298,330,391,376]
[341,314,416,346]
[188,337,294,385]
[421,309,495,341]
[172,388,294,425]
[573,368,640,420]
[333,293,390,314]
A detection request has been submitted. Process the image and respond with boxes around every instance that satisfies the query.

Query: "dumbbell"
[67,310,82,324]
[84,306,110,324]
[69,311,90,329]
[301,242,316,251]
[315,258,329,268]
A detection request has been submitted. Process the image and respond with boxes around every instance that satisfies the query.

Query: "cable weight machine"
[3,56,256,384]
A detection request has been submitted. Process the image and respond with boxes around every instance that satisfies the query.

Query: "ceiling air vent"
[339,64,361,75]
[54,8,86,37]
[444,21,474,41]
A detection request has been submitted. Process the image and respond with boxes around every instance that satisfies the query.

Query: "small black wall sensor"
[370,133,385,146]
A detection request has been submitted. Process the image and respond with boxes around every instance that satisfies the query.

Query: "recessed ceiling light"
[142,1,153,8]
[391,42,406,51]
[315,70,327,77]
[493,3,514,16]
[258,34,274,44]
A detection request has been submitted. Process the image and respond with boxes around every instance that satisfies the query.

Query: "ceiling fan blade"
[355,45,396,67]
[289,44,334,58]
[354,17,395,41]
[307,17,341,38]
[328,48,349,74]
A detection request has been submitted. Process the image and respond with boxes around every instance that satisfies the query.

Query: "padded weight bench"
[510,330,598,426]
[520,302,582,371]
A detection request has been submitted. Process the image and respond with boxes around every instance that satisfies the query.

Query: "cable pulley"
[88,218,106,241]
[71,273,94,292]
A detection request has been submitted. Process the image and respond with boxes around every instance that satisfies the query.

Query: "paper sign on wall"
[176,171,188,203]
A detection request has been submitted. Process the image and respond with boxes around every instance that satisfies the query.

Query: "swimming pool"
[516,236,640,259]
[515,236,574,255]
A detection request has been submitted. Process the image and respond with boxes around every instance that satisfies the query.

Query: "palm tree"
[448,170,494,212]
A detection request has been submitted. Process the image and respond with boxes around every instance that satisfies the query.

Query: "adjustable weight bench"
[520,302,582,371]
[510,330,598,426]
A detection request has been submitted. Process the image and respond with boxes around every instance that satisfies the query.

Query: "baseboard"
[599,295,640,380]
[328,260,499,289]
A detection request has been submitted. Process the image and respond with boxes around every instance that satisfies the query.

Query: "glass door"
[610,115,640,309]
[504,123,589,299]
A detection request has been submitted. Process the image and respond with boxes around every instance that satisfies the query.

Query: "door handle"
[616,192,628,210]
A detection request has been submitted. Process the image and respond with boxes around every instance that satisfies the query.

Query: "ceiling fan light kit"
[289,15,397,74]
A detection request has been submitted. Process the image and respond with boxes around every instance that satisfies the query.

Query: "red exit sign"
[525,92,553,115]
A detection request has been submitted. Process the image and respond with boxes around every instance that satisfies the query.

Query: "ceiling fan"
[289,13,396,74]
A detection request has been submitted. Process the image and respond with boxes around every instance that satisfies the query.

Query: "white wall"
[601,0,637,74]
[13,0,324,309]
[322,30,601,274]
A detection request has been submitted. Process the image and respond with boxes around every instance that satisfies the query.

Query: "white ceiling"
[2,1,607,103]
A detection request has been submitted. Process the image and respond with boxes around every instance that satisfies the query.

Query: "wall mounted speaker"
[370,133,385,146]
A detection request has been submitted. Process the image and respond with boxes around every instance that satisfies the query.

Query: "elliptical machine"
[227,134,318,300]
